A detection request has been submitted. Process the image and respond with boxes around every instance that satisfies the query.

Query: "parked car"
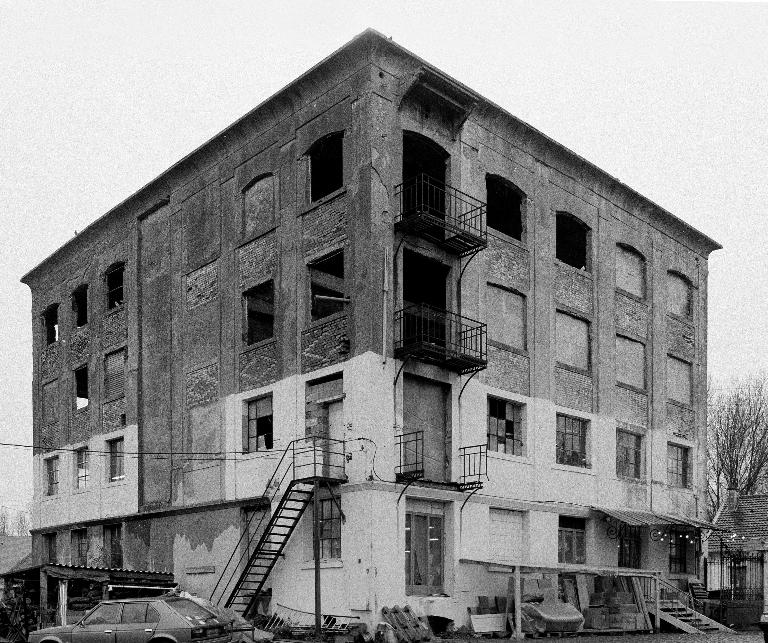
[28,597,232,643]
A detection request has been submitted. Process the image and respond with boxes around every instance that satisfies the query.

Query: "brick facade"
[185,364,219,409]
[103,308,127,349]
[301,192,347,257]
[239,341,279,391]
[185,262,218,310]
[301,315,349,374]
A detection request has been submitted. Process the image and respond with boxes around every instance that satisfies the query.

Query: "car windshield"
[164,598,217,623]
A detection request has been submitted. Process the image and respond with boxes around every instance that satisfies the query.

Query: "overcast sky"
[1,0,766,509]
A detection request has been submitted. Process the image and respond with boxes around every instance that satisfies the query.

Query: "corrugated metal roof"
[594,506,717,530]
[5,560,173,577]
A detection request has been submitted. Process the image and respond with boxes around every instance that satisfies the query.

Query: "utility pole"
[313,478,321,639]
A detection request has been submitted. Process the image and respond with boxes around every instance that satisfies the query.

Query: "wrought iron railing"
[459,444,487,490]
[396,430,424,481]
[394,303,487,374]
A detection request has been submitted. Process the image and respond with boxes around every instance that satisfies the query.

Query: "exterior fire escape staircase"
[209,437,346,619]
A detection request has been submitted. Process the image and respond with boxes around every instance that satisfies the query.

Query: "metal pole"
[514,565,522,639]
[313,478,321,639]
[654,574,660,633]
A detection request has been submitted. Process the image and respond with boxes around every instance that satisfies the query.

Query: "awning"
[594,506,718,530]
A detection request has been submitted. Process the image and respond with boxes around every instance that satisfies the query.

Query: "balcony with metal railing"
[395,174,487,256]
[395,430,424,482]
[459,444,487,490]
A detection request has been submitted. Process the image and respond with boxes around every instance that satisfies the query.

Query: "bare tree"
[13,509,30,536]
[708,375,768,515]
[0,507,9,535]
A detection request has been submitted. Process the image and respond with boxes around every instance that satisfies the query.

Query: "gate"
[707,548,764,601]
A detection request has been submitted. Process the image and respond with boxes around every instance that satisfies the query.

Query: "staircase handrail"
[652,576,702,613]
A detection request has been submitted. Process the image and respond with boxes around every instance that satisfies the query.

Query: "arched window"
[105,263,125,310]
[486,175,524,241]
[616,244,646,298]
[555,212,590,271]
[308,132,344,202]
[667,271,692,317]
[242,174,274,237]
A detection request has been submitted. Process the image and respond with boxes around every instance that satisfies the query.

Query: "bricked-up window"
[616,335,646,390]
[43,532,57,563]
[616,245,646,298]
[45,456,59,495]
[42,380,58,427]
[72,284,88,327]
[105,263,124,310]
[243,281,274,345]
[667,271,692,317]
[667,355,692,405]
[555,212,590,271]
[488,397,523,455]
[669,528,689,573]
[317,497,341,559]
[309,132,343,202]
[103,524,123,567]
[104,349,126,401]
[667,443,690,488]
[71,528,88,566]
[74,365,89,409]
[487,285,526,350]
[616,429,642,479]
[244,396,273,453]
[618,526,642,568]
[242,174,274,237]
[405,512,444,594]
[108,437,125,481]
[556,311,590,372]
[43,304,59,344]
[309,250,345,321]
[75,447,89,489]
[556,414,589,468]
[558,516,586,564]
[486,175,523,240]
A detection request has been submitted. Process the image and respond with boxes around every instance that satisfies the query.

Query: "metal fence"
[707,549,764,601]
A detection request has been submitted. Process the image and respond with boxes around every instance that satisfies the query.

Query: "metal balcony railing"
[395,174,487,256]
[395,430,424,481]
[394,303,487,374]
[459,444,487,491]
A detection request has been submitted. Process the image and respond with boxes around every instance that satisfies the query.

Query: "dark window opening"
[310,250,345,321]
[616,430,642,479]
[618,525,642,568]
[71,528,88,566]
[106,263,124,309]
[486,175,523,240]
[45,457,59,496]
[44,533,57,563]
[669,528,689,573]
[104,524,123,567]
[72,285,88,327]
[309,132,343,202]
[558,516,586,564]
[556,212,589,271]
[75,365,89,410]
[43,304,59,345]
[405,511,444,594]
[403,131,447,184]
[488,397,523,455]
[243,281,274,345]
[244,396,273,453]
[403,250,448,309]
[667,443,690,488]
[556,414,589,468]
[76,447,89,489]
[108,437,125,481]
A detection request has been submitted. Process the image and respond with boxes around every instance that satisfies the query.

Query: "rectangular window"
[108,438,125,482]
[556,312,590,371]
[45,457,59,496]
[73,285,88,327]
[667,443,690,488]
[618,526,642,569]
[558,516,586,564]
[309,132,344,202]
[489,508,523,564]
[405,512,443,594]
[667,272,692,317]
[486,285,526,349]
[103,524,123,568]
[106,264,124,309]
[244,396,273,453]
[42,380,58,426]
[487,397,523,455]
[43,304,59,345]
[71,529,88,566]
[243,281,274,345]
[104,349,126,400]
[317,498,341,559]
[309,251,345,321]
[242,174,275,237]
[669,528,688,573]
[556,415,589,468]
[616,336,646,390]
[44,533,57,563]
[616,430,642,479]
[75,365,89,409]
[667,356,692,406]
[75,448,89,489]
[616,246,646,298]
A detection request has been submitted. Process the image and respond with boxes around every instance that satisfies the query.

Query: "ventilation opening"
[310,250,346,321]
[243,280,274,345]
[106,263,124,309]
[555,212,589,271]
[486,175,523,240]
[309,132,343,202]
[43,304,59,345]
[74,365,89,410]
[72,285,88,327]
[403,250,448,309]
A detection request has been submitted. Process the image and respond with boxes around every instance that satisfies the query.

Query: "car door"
[115,602,159,643]
[72,603,122,643]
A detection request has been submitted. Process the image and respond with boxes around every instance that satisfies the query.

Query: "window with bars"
[243,281,274,345]
[108,438,125,482]
[556,415,589,468]
[558,516,586,564]
[71,528,88,566]
[103,524,123,568]
[244,396,273,453]
[317,498,341,559]
[618,526,642,569]
[669,528,689,573]
[616,430,642,479]
[75,448,89,489]
[487,397,523,455]
[45,457,59,496]
[667,443,690,488]
[104,349,126,400]
[106,263,124,310]
[405,512,443,594]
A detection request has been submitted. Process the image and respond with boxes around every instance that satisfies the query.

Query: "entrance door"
[325,399,344,478]
[403,375,449,482]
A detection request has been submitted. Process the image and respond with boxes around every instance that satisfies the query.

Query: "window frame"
[71,528,88,566]
[558,516,586,564]
[667,271,693,318]
[104,349,126,402]
[105,263,125,311]
[485,174,525,242]
[308,249,346,323]
[667,355,693,407]
[616,335,646,391]
[243,395,274,454]
[107,437,125,482]
[308,131,344,203]
[43,304,59,345]
[555,310,591,374]
[72,284,89,327]
[616,429,643,480]
[317,497,342,560]
[241,173,275,237]
[75,447,89,490]
[618,525,642,569]
[44,532,57,563]
[555,211,591,272]
[556,414,590,468]
[667,443,690,488]
[103,523,123,568]
[487,396,524,456]
[45,456,59,496]
[74,364,89,410]
[405,510,444,595]
[615,244,646,299]
[668,528,689,573]
[243,280,275,346]
[486,284,527,351]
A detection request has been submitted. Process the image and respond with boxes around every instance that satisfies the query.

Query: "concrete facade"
[22,30,719,627]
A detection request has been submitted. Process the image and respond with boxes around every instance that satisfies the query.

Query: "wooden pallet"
[381,605,431,643]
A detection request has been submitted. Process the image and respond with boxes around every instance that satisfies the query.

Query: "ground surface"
[514,634,764,643]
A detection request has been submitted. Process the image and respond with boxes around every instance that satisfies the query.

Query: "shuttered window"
[489,508,523,563]
[104,349,126,400]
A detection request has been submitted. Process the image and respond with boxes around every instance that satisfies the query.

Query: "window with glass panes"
[487,397,523,455]
[244,396,273,452]
[558,516,586,564]
[667,444,690,488]
[108,438,124,481]
[103,524,123,567]
[556,415,588,467]
[44,533,57,563]
[45,457,59,495]
[317,498,341,559]
[669,528,689,573]
[616,430,642,479]
[405,512,443,594]
[75,448,89,489]
[618,526,642,568]
[71,529,88,565]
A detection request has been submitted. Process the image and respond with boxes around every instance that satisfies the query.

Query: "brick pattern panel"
[40,422,59,452]
[666,401,694,439]
[71,408,90,443]
[615,292,648,340]
[69,327,90,365]
[487,239,530,292]
[301,193,347,257]
[305,375,343,437]
[554,263,593,316]
[40,343,60,382]
[615,385,648,428]
[483,345,530,396]
[103,397,126,433]
[555,366,593,413]
[238,232,276,289]
[239,342,279,392]
[186,262,218,310]
[103,308,127,349]
[186,364,219,408]
[667,315,695,361]
[301,316,350,374]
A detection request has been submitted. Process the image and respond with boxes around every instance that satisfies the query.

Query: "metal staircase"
[209,437,346,619]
